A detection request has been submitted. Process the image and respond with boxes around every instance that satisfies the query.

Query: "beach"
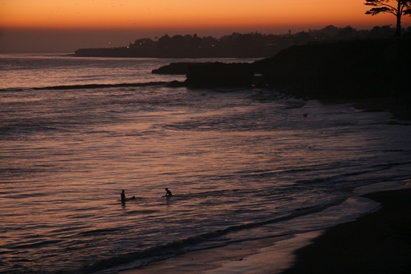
[119,230,322,274]
[282,184,411,274]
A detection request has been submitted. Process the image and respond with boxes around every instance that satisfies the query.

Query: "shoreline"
[351,97,411,124]
[118,231,322,274]
[281,183,411,274]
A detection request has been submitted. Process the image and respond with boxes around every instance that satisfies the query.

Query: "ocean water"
[1,53,411,274]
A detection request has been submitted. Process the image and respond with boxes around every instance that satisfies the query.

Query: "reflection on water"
[1,56,411,273]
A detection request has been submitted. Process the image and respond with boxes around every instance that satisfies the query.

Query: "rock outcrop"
[154,38,410,102]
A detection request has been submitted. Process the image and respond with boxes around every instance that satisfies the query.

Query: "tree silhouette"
[365,0,411,36]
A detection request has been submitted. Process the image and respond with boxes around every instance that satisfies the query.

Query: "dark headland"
[154,37,411,121]
[74,25,409,59]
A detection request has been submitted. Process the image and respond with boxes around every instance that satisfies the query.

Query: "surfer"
[164,188,173,197]
[120,190,136,203]
[121,190,126,203]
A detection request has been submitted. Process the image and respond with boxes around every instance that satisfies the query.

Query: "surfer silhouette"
[164,188,173,197]
[121,190,135,203]
[121,190,126,203]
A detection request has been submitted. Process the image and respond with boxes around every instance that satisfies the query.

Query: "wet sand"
[119,232,322,274]
[281,186,411,274]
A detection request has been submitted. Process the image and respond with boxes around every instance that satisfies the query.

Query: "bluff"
[253,38,410,100]
[155,38,410,101]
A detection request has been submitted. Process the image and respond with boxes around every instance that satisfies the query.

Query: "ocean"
[1,53,410,274]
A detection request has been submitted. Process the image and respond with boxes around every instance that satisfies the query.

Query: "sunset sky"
[1,0,407,52]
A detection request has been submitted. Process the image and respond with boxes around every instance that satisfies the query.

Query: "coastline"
[118,182,411,274]
[281,182,411,274]
[118,230,323,274]
[351,97,411,125]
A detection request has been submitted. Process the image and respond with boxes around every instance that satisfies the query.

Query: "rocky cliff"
[155,38,410,101]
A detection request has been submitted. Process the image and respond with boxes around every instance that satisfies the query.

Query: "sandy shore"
[281,186,411,274]
[118,232,322,274]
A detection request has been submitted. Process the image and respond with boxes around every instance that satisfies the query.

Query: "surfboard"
[119,196,136,202]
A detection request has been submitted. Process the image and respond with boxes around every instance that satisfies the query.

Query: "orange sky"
[0,0,407,52]
[1,0,398,29]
